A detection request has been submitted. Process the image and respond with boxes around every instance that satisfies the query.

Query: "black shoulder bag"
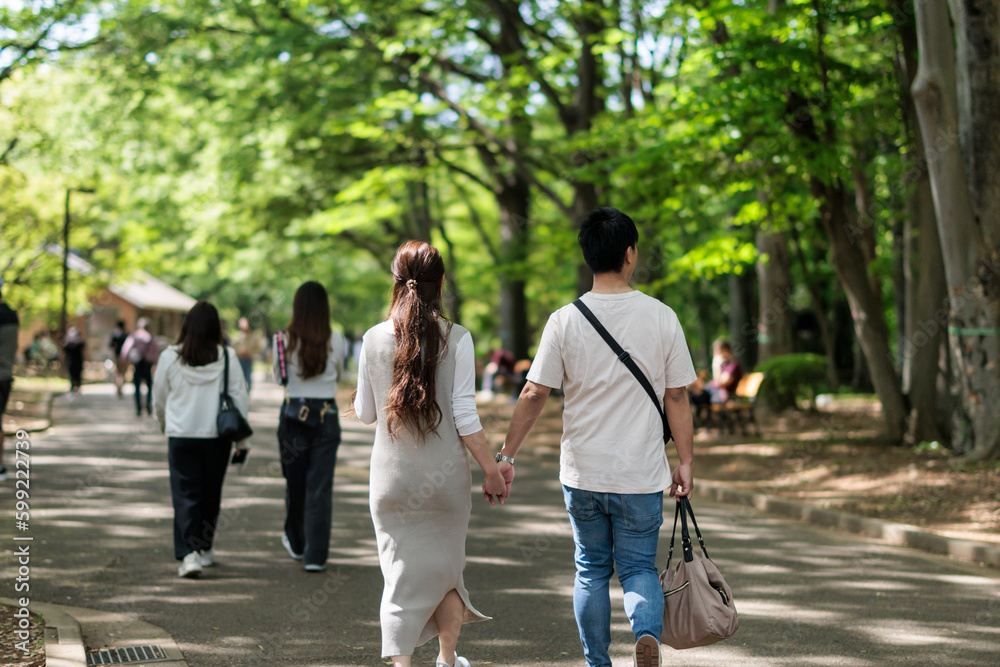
[572,299,672,443]
[217,347,254,442]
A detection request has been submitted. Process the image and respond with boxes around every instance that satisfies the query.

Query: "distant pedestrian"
[153,301,249,578]
[120,318,160,417]
[498,207,697,667]
[272,281,345,572]
[36,331,60,369]
[353,241,508,667]
[234,316,264,391]
[0,278,19,482]
[109,320,129,398]
[62,327,86,393]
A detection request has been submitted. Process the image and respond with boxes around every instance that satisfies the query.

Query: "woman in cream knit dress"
[354,241,509,667]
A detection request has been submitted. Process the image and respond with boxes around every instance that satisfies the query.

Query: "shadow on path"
[1,381,998,666]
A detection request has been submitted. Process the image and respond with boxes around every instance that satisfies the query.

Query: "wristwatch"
[495,451,515,465]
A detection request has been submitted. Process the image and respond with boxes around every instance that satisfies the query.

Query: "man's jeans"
[562,485,664,667]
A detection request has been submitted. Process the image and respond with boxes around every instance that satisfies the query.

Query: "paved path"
[2,381,999,666]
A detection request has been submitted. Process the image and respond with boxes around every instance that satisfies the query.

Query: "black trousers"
[168,437,232,559]
[67,360,84,390]
[133,360,153,415]
[278,404,341,566]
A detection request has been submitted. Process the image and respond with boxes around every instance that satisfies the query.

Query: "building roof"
[109,272,197,312]
[47,245,197,313]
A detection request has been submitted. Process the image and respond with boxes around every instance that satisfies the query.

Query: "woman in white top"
[272,281,345,571]
[354,241,509,667]
[153,301,249,578]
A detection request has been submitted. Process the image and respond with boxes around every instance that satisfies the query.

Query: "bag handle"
[666,498,710,571]
[572,299,672,443]
[220,345,233,404]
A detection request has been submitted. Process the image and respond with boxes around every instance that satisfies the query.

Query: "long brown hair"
[385,240,449,439]
[177,301,222,367]
[286,281,332,379]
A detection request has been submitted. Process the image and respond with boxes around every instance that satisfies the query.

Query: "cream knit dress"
[361,320,489,658]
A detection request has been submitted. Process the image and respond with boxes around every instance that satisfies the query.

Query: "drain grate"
[87,645,168,665]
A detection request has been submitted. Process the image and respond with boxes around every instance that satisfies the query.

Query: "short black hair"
[577,207,639,274]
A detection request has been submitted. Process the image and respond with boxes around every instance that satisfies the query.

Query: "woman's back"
[274,330,345,399]
[154,345,246,438]
[365,320,469,507]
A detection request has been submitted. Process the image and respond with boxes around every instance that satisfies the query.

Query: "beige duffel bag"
[661,497,739,649]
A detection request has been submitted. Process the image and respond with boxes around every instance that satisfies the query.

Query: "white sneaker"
[200,549,215,567]
[437,658,470,667]
[304,563,326,572]
[178,552,203,578]
[281,534,303,561]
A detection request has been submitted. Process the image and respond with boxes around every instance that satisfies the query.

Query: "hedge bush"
[754,353,829,410]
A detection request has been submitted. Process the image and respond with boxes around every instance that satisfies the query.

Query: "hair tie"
[405,279,417,291]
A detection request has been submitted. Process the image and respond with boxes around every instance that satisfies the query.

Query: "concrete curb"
[696,481,1000,568]
[1,597,86,667]
[2,391,57,435]
[1,597,189,666]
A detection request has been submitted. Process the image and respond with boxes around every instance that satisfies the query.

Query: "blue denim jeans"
[562,485,664,667]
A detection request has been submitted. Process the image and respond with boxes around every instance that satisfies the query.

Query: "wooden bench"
[710,372,764,435]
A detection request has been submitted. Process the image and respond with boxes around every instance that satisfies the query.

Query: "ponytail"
[385,241,449,439]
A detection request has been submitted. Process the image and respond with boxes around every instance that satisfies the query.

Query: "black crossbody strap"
[572,299,672,443]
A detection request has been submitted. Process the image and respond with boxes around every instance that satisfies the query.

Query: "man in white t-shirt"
[495,207,696,667]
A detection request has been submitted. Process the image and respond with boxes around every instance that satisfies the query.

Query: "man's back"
[0,302,19,380]
[527,290,696,494]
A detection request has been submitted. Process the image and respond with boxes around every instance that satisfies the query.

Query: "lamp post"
[61,187,95,336]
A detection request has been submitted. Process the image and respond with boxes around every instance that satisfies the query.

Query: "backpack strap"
[572,298,672,443]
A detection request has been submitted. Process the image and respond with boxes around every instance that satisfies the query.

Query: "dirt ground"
[0,604,44,667]
[475,396,1000,547]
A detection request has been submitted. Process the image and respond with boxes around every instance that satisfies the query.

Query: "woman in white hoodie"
[154,301,249,578]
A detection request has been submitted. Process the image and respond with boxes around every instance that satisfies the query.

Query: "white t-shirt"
[527,290,697,494]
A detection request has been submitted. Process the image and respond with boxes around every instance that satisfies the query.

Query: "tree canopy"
[3,0,998,457]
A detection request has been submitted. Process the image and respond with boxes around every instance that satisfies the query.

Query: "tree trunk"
[436,216,463,326]
[902,187,949,443]
[496,177,532,360]
[948,0,1000,238]
[912,0,1000,459]
[565,1,605,296]
[893,0,950,444]
[782,85,907,439]
[573,182,601,296]
[756,0,794,364]
[788,220,839,390]
[756,227,794,362]
[822,184,908,440]
[851,329,872,394]
[729,268,757,372]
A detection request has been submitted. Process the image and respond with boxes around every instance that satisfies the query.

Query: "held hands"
[669,462,693,498]
[481,462,514,506]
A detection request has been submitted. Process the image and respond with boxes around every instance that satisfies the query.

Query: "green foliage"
[756,353,830,409]
[0,0,932,379]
